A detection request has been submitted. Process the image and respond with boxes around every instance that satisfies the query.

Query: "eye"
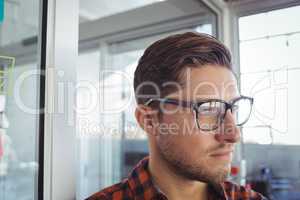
[198,102,223,115]
[231,105,239,112]
[200,106,213,112]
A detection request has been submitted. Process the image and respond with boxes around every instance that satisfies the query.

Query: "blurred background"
[0,0,300,199]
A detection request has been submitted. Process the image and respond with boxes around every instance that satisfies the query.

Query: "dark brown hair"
[134,32,232,105]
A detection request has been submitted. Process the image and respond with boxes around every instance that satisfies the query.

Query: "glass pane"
[240,36,288,73]
[239,6,300,146]
[239,13,269,41]
[241,72,281,128]
[0,0,41,199]
[266,5,300,37]
[241,69,300,145]
[79,0,163,23]
[242,127,273,145]
[239,5,300,41]
[0,0,39,46]
[287,33,300,69]
[279,69,300,145]
[77,50,101,138]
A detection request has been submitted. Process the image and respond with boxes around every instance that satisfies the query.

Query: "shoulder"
[223,181,268,200]
[85,179,133,200]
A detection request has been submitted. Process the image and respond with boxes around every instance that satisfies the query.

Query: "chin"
[208,163,231,181]
[211,167,230,183]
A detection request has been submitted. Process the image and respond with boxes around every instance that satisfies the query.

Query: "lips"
[210,150,233,157]
[209,150,233,161]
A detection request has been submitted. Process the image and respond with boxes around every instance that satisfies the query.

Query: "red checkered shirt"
[86,157,267,200]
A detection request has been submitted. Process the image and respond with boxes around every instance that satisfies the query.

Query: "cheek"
[186,134,215,155]
[161,111,197,135]
[158,110,219,158]
[163,132,216,160]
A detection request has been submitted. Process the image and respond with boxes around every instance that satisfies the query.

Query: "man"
[87,32,266,200]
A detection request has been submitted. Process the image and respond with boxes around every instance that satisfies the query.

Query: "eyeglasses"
[144,96,254,131]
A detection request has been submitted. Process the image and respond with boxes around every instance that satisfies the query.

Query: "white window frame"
[43,0,79,199]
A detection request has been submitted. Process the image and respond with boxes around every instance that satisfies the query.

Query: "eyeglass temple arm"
[144,98,193,108]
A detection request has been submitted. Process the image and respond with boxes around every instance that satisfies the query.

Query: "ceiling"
[79,0,164,23]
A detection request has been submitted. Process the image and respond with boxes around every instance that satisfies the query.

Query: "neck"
[148,152,208,200]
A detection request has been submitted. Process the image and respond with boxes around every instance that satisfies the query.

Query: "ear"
[135,105,159,135]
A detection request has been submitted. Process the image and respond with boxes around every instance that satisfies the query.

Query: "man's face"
[154,65,241,185]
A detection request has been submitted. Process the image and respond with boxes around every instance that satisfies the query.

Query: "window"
[0,0,42,199]
[239,5,300,145]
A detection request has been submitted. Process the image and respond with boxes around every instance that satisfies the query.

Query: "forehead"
[169,65,239,101]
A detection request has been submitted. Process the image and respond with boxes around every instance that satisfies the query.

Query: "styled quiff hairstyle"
[134,32,232,105]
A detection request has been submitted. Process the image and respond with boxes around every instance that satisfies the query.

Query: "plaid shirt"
[87,157,267,200]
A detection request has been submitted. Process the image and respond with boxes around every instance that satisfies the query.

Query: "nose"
[214,110,241,143]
